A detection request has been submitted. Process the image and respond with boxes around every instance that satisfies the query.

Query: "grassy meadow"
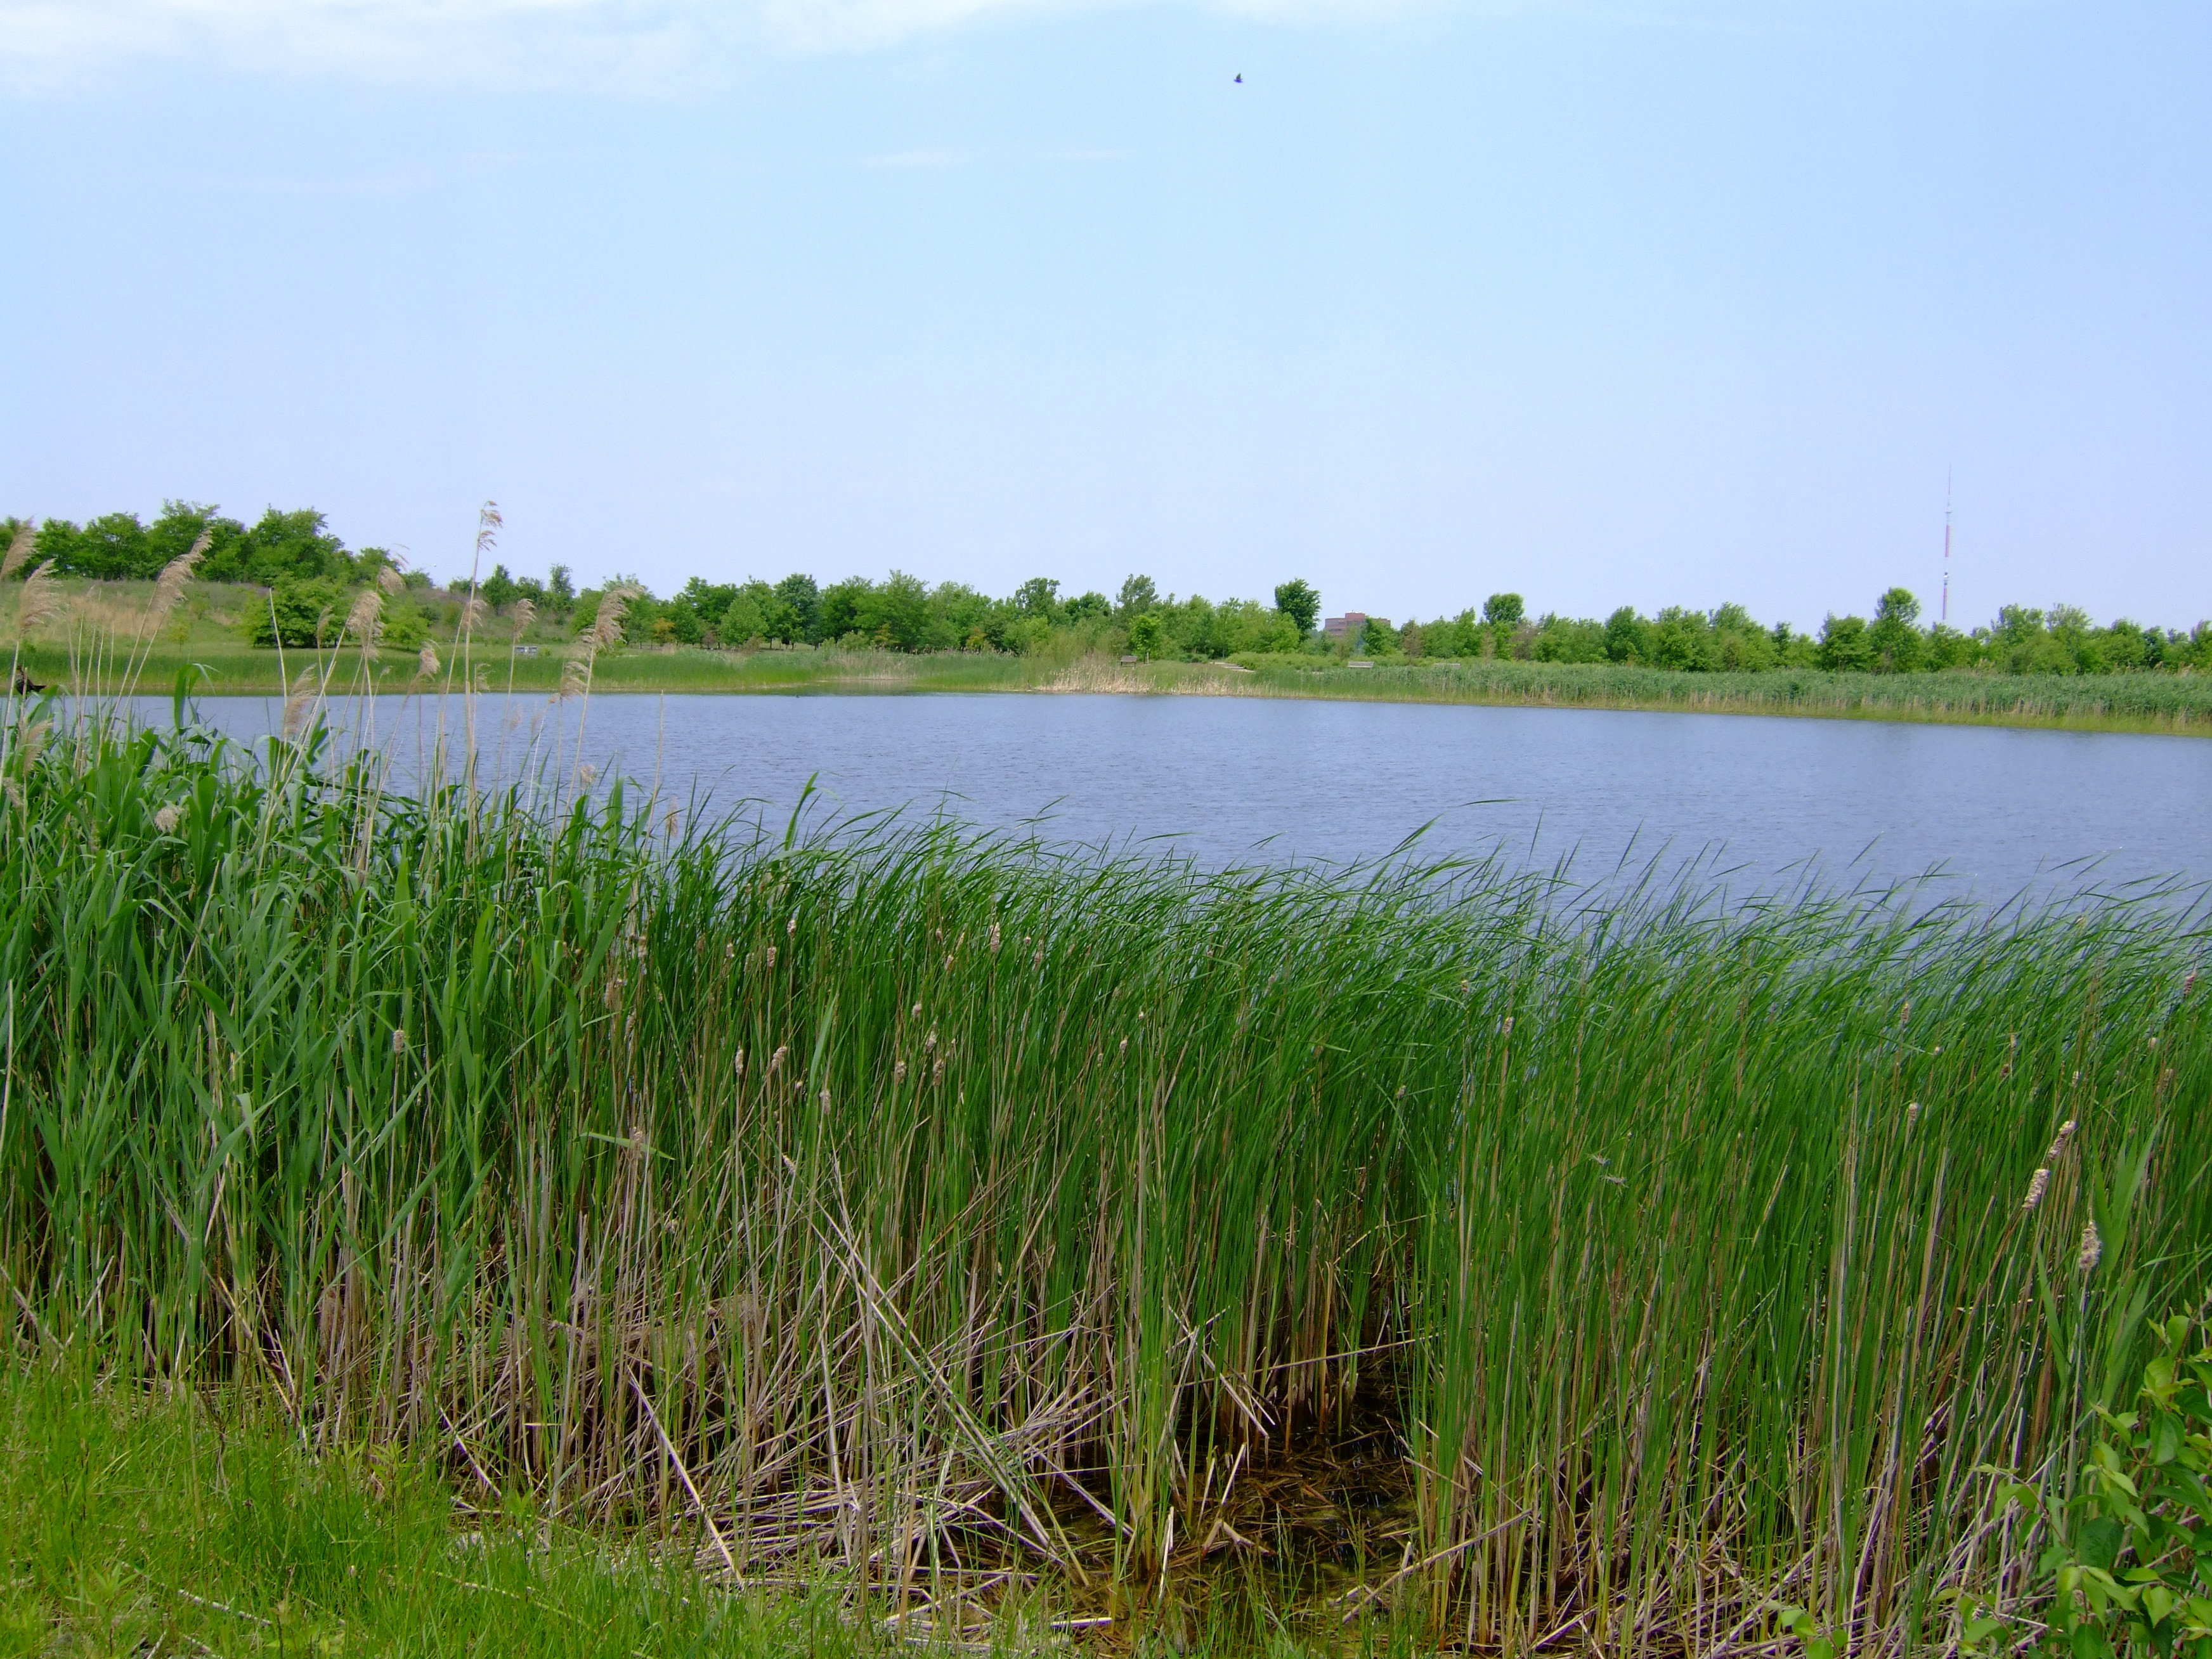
[8,574,2212,734]
[1,669,2208,1655]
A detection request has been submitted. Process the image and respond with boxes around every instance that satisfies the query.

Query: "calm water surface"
[167,693,2209,899]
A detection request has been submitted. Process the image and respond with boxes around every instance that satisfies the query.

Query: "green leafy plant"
[1980,1317,2212,1659]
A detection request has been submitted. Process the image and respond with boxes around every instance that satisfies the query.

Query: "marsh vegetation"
[1,650,2207,1653]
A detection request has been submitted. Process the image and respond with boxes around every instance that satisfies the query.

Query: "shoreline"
[18,646,2212,736]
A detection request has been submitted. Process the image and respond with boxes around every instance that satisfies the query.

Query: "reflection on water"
[110,690,2211,902]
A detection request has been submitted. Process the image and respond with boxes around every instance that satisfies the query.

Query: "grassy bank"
[0,1365,894,1658]
[1,699,2208,1653]
[13,601,2212,734]
[1220,656,2212,734]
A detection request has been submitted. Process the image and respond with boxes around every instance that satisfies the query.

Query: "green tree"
[1868,587,1923,673]
[1273,579,1320,637]
[1117,574,1159,619]
[72,512,155,579]
[1483,592,1525,627]
[1816,613,1875,672]
[1649,606,1719,671]
[1013,577,1062,620]
[1127,612,1164,659]
[1603,606,1648,664]
[717,582,774,645]
[247,578,351,647]
[819,578,870,642]
[774,573,823,642]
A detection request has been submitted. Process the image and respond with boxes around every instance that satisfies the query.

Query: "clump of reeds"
[0,708,2202,1654]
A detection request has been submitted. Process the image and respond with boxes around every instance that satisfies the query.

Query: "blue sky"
[3,0,2207,630]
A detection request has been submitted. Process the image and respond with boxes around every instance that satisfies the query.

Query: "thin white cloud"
[0,0,1115,89]
[0,0,1771,90]
[858,144,1130,165]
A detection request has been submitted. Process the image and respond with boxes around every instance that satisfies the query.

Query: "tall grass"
[1235,659,2212,732]
[0,687,2206,1652]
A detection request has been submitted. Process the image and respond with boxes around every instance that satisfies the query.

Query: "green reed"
[0,693,2204,1653]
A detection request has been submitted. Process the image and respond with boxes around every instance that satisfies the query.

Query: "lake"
[153,691,2209,902]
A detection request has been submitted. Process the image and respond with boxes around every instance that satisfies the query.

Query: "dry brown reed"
[1,522,35,583]
[15,561,60,634]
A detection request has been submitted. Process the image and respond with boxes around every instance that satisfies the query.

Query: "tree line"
[9,502,2209,675]
[1376,588,2212,676]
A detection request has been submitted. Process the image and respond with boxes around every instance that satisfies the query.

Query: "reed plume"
[591,586,636,651]
[344,586,384,648]
[281,667,318,741]
[15,560,60,634]
[417,643,440,680]
[1,521,34,582]
[148,531,212,631]
[2078,1218,2104,1274]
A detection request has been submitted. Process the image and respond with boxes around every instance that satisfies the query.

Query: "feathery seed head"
[392,1027,408,1054]
[733,1048,745,1078]
[0,521,33,582]
[282,667,318,740]
[2045,1121,2076,1162]
[148,533,211,628]
[894,1058,907,1083]
[787,916,797,937]
[818,1088,830,1110]
[378,565,407,596]
[911,1003,921,1018]
[511,598,536,635]
[989,923,1001,953]
[1906,1102,1920,1126]
[417,643,440,680]
[16,560,60,632]
[764,944,775,968]
[2078,1218,2102,1275]
[153,803,183,833]
[344,587,383,647]
[768,1045,786,1074]
[2022,1168,2050,1211]
[590,587,637,650]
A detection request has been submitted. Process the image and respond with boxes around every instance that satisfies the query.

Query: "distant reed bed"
[1235,659,2212,732]
[1,690,2207,1652]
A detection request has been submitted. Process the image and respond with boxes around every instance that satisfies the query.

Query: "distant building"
[1322,611,1368,642]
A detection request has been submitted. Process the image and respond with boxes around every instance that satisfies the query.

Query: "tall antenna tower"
[1941,467,1953,625]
